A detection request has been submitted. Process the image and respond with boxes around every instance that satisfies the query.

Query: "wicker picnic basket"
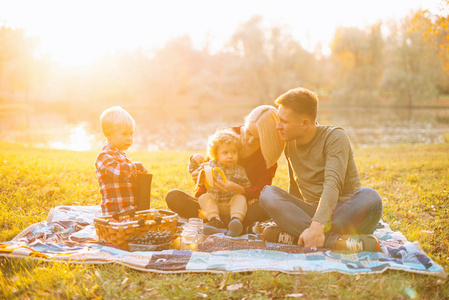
[93,209,179,250]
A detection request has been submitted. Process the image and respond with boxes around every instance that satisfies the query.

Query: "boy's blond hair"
[100,106,135,137]
[245,105,284,168]
[207,129,241,160]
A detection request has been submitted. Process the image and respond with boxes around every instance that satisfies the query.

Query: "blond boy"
[95,106,147,215]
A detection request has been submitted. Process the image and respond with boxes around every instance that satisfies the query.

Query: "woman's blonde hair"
[100,106,135,137]
[207,129,241,160]
[245,105,284,168]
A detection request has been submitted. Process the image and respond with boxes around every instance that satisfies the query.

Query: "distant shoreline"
[2,100,449,113]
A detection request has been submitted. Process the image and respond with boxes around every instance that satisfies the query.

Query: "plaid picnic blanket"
[0,206,446,278]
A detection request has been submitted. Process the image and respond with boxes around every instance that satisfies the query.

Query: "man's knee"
[360,187,381,200]
[259,185,279,209]
[359,187,382,209]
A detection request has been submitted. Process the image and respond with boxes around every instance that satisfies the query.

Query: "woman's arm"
[189,154,209,198]
[188,154,204,175]
[244,162,277,199]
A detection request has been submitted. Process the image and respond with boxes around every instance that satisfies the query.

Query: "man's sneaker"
[336,234,380,252]
[262,225,298,245]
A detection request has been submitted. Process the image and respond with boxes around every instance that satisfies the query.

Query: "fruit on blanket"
[198,209,207,221]
[170,237,181,250]
[129,230,172,245]
[194,165,228,191]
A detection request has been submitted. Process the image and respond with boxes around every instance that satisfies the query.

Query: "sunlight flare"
[49,123,95,151]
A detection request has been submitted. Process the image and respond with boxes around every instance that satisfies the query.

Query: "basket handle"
[112,209,136,220]
[158,209,176,216]
[93,217,109,225]
[137,218,145,227]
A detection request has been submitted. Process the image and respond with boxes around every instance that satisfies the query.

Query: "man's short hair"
[275,87,318,121]
[100,106,135,136]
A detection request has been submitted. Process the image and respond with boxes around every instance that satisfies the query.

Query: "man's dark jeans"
[259,186,383,248]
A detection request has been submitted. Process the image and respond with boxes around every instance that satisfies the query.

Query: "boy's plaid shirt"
[95,143,146,215]
[189,158,251,202]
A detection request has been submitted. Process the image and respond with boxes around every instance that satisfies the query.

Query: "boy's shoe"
[262,225,298,245]
[335,234,380,252]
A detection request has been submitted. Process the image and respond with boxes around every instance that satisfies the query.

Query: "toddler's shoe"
[227,218,243,237]
[208,217,225,229]
[203,217,227,235]
[262,225,298,245]
[203,225,227,235]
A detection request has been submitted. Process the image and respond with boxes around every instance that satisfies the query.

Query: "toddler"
[95,106,148,215]
[189,129,250,236]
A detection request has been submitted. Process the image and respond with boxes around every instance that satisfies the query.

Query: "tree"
[227,15,270,103]
[410,1,449,93]
[148,35,209,105]
[382,15,441,106]
[226,15,323,104]
[330,23,384,105]
[0,26,39,102]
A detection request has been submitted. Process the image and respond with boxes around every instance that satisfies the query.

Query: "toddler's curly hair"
[207,129,241,160]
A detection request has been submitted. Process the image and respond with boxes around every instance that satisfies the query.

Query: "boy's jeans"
[259,186,383,248]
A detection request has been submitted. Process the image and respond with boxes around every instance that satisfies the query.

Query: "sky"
[0,0,445,67]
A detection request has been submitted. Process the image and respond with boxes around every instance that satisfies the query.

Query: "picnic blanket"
[0,206,446,278]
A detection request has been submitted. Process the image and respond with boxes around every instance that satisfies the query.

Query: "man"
[259,87,383,251]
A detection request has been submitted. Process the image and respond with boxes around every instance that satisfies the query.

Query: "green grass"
[1,142,448,299]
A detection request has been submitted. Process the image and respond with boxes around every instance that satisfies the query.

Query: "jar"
[188,218,204,250]
[180,226,199,251]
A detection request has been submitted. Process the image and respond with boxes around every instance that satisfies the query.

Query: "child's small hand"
[134,163,148,174]
[192,154,204,165]
[213,178,244,194]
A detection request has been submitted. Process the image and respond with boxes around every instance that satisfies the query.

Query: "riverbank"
[1,101,449,152]
[1,142,448,298]
[2,95,449,113]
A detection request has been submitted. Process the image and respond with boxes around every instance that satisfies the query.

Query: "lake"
[0,104,448,152]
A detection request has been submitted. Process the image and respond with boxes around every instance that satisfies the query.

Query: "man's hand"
[298,221,325,249]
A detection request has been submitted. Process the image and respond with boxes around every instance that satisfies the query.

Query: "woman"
[165,105,284,233]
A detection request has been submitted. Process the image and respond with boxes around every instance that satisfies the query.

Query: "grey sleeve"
[312,129,351,225]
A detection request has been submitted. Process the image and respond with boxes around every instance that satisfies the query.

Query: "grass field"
[1,142,448,299]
